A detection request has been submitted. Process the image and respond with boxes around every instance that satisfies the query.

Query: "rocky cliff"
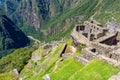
[1,0,82,29]
[17,0,82,29]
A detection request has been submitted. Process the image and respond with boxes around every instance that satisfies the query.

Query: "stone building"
[71,20,120,66]
[71,20,108,46]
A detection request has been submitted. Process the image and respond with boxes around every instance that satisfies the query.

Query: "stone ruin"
[71,20,108,46]
[71,20,120,66]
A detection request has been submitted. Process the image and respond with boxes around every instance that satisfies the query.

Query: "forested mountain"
[0,14,29,58]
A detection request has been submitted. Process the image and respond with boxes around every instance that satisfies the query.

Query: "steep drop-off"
[0,15,30,58]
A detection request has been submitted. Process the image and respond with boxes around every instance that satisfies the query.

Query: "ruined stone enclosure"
[71,20,120,66]
[76,20,107,41]
[71,20,108,46]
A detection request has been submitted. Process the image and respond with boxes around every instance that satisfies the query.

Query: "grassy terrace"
[20,41,120,80]
[1,43,120,80]
[20,43,63,80]
[69,60,120,80]
[50,57,84,80]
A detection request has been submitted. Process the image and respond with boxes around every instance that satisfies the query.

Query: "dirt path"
[28,36,41,43]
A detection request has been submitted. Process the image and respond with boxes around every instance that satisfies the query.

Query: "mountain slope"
[94,0,120,24]
[0,15,30,58]
[1,0,120,42]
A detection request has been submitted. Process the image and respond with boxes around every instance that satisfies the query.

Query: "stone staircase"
[74,56,89,65]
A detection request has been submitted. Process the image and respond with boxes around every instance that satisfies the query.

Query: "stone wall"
[92,42,113,57]
[59,43,67,57]
[74,56,89,65]
[71,20,120,66]
[71,28,90,45]
[79,41,120,65]
[81,48,97,61]
[92,42,120,62]
[110,48,120,62]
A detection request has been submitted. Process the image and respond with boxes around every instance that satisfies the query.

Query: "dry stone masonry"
[71,20,120,66]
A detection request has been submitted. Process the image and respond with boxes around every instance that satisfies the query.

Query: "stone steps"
[74,56,89,65]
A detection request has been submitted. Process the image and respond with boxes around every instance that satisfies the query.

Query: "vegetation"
[94,0,120,25]
[18,0,120,42]
[38,0,100,42]
[69,60,120,80]
[1,43,120,80]
[66,39,73,46]
[20,43,63,80]
[0,15,30,58]
[50,57,84,80]
[1,0,120,80]
[21,23,37,37]
[19,41,120,80]
[75,45,86,56]
[2,0,120,43]
[0,46,38,73]
[0,72,18,80]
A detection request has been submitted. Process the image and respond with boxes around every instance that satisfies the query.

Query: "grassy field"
[69,60,120,80]
[50,57,84,80]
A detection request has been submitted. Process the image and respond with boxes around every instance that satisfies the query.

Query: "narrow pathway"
[28,36,41,43]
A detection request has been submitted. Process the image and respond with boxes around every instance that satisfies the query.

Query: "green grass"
[20,45,120,80]
[75,45,86,56]
[0,46,37,73]
[36,44,63,79]
[50,57,84,80]
[66,39,73,46]
[93,0,120,25]
[20,43,64,80]
[69,59,120,80]
[36,0,100,42]
[40,0,120,42]
[0,72,18,80]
